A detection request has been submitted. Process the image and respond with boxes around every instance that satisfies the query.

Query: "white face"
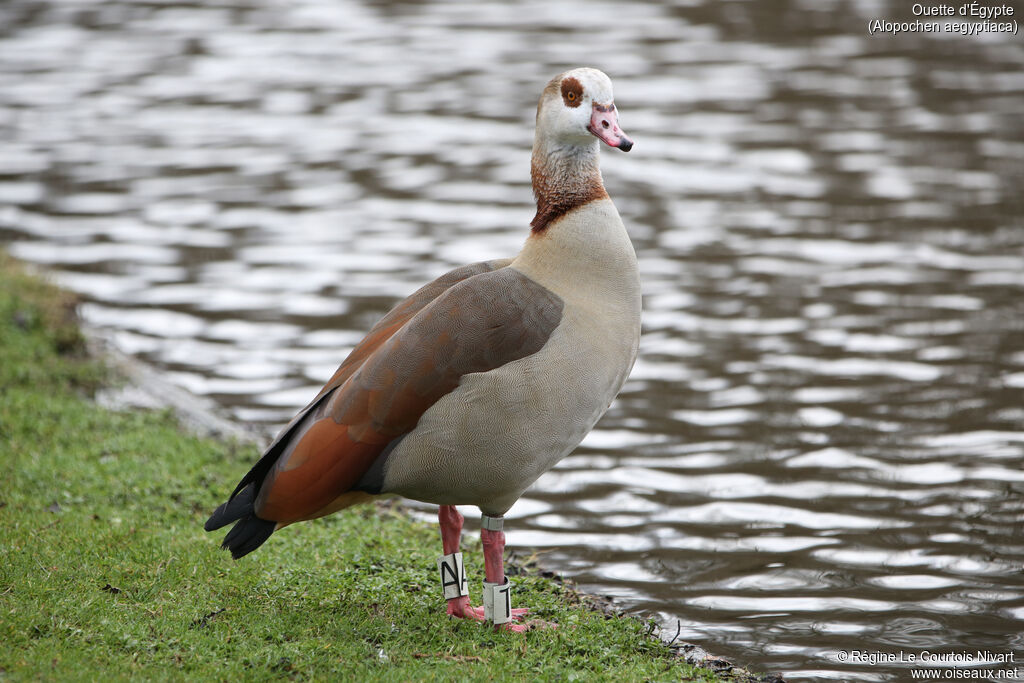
[538,68,632,152]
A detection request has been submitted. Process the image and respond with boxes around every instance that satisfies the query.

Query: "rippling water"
[3,0,1023,679]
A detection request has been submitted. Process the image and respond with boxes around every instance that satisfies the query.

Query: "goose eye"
[560,76,584,108]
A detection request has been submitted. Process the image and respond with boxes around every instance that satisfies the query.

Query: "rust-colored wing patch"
[252,265,563,524]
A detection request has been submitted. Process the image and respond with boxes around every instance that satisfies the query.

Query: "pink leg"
[481,527,532,631]
[438,505,485,621]
[439,504,463,555]
[480,527,506,584]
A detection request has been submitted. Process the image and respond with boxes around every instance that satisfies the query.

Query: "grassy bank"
[0,254,738,681]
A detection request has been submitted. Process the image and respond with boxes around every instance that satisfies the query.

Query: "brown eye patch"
[560,77,583,108]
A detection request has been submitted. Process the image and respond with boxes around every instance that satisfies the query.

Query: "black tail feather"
[204,483,276,559]
[204,390,338,559]
[221,516,276,559]
[205,483,258,531]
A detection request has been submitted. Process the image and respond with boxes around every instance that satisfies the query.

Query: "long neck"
[530,137,608,233]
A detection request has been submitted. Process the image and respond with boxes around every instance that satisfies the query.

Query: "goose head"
[536,67,633,152]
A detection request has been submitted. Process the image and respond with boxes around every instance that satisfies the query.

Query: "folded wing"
[222,260,563,526]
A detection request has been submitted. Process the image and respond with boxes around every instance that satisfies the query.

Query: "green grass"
[0,254,732,682]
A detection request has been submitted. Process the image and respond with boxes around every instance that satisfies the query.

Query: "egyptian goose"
[206,67,640,631]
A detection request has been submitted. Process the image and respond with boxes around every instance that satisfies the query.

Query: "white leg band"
[483,578,512,625]
[480,514,504,531]
[437,552,468,599]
